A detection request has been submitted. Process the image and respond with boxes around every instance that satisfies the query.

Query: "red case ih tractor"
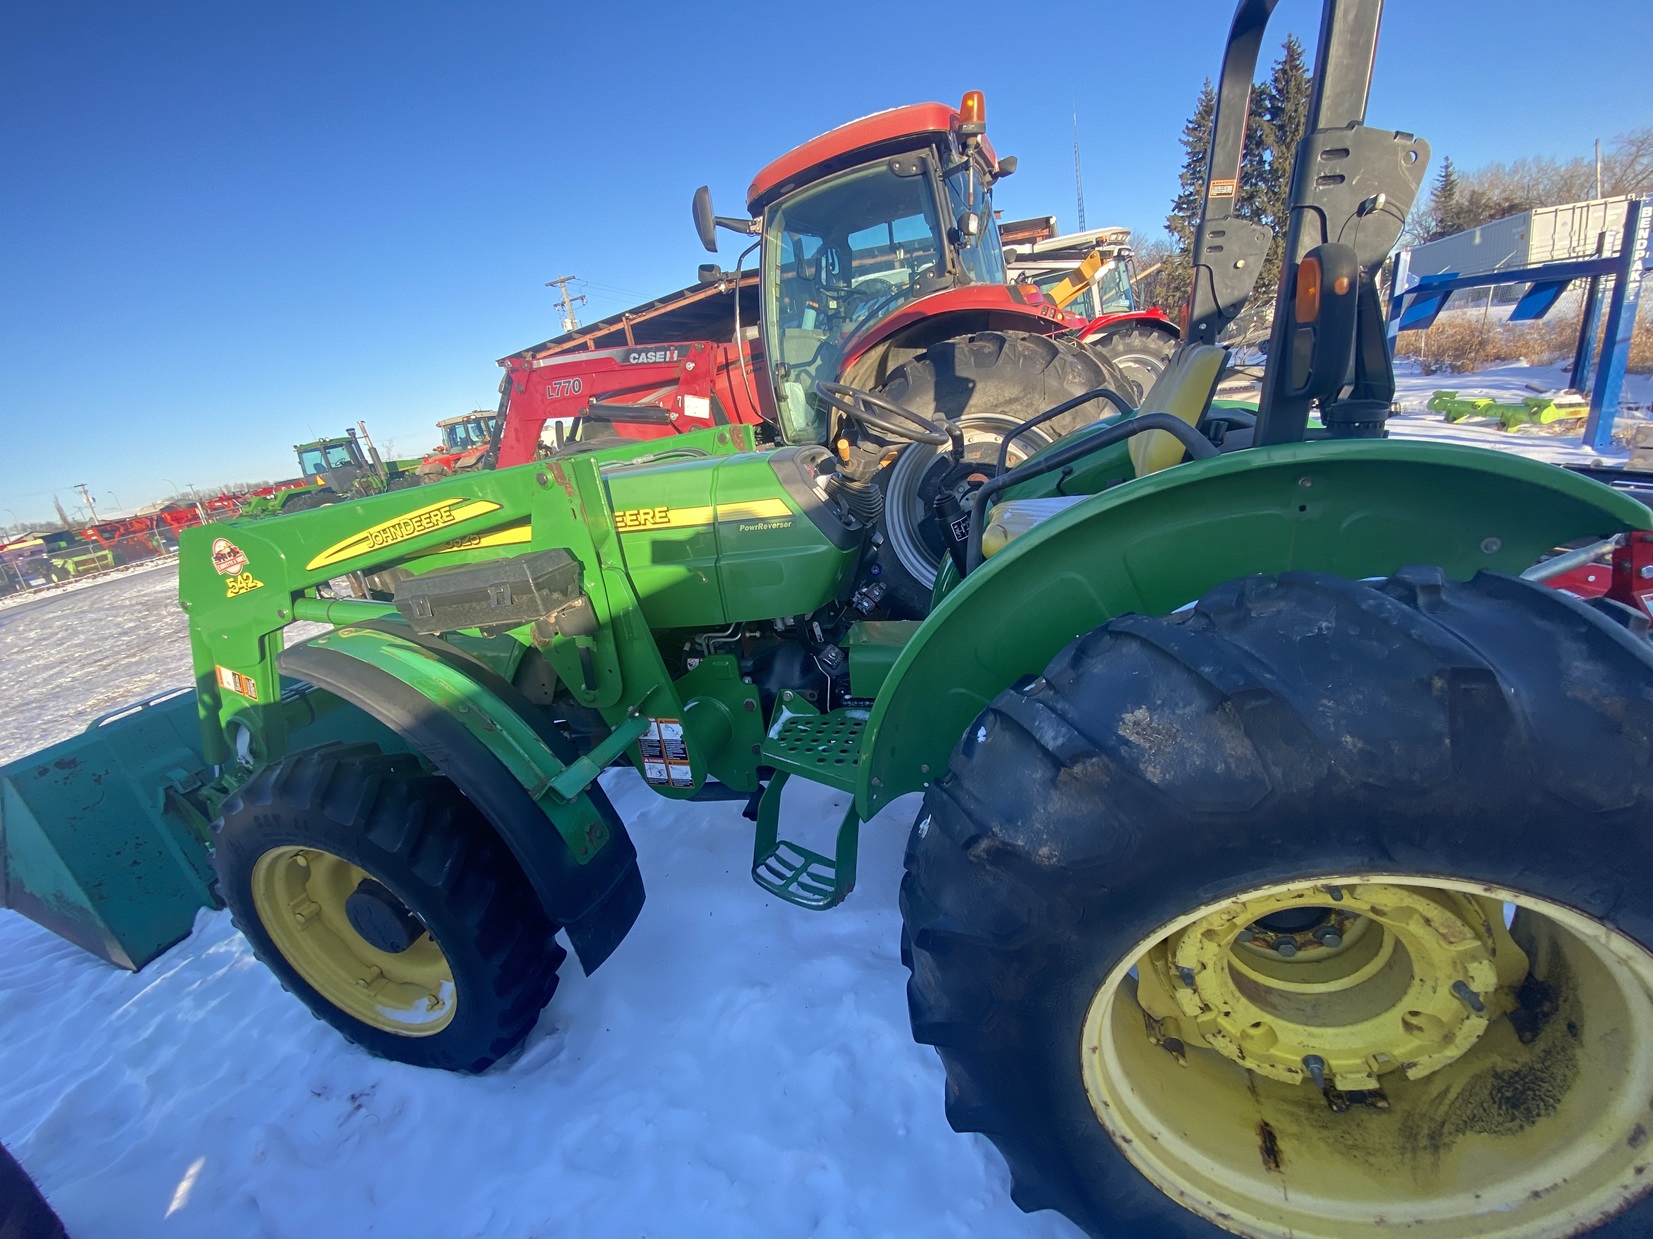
[491,92,1175,614]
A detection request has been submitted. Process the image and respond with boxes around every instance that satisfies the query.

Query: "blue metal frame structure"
[1387,196,1651,452]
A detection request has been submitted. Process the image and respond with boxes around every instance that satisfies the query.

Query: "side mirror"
[697,263,726,285]
[693,186,718,253]
[1282,242,1361,401]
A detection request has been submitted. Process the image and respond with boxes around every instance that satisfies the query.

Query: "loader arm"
[171,426,753,971]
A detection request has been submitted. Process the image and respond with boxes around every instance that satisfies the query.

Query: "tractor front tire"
[873,331,1132,617]
[902,568,1653,1239]
[1081,321,1177,404]
[213,746,564,1073]
[0,1141,66,1239]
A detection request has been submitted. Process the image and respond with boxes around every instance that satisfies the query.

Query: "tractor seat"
[1126,342,1227,478]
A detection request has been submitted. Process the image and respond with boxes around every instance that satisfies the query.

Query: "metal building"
[1409,195,1634,295]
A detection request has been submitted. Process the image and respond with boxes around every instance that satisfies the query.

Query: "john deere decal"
[406,522,533,559]
[306,498,503,571]
[612,499,791,532]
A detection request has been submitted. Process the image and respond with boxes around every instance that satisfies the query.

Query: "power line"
[545,275,587,334]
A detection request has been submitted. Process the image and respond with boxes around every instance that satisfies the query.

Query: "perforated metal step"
[759,700,867,793]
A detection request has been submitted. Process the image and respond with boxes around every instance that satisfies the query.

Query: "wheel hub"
[344,878,425,954]
[1083,876,1653,1239]
[249,845,457,1036]
[883,422,1042,590]
[1147,883,1528,1090]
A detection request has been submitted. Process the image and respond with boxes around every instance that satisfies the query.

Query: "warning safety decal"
[216,665,259,701]
[639,718,694,787]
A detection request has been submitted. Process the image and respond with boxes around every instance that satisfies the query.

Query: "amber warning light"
[1294,254,1323,324]
[958,90,986,135]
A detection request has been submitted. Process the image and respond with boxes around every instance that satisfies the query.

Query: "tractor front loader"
[5,1,1653,1236]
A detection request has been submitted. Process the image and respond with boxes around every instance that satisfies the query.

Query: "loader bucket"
[0,687,217,970]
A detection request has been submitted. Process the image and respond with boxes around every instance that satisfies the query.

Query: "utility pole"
[545,275,587,334]
[75,483,98,523]
[1072,107,1087,232]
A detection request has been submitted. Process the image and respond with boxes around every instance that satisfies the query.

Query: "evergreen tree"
[1423,156,1461,240]
[1159,77,1216,314]
[1241,35,1312,306]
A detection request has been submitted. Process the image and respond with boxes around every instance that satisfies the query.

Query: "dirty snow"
[0,565,1078,1239]
[1387,359,1651,467]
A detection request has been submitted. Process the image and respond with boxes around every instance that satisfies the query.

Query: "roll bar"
[1187,0,1431,447]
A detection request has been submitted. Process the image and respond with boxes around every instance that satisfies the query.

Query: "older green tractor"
[4,1,1653,1236]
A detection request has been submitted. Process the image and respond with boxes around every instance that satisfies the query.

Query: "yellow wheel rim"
[250,846,457,1036]
[1080,875,1653,1239]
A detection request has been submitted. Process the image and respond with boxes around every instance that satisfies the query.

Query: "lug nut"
[1177,966,1196,988]
[1235,928,1256,944]
[1302,1055,1328,1090]
[1314,926,1343,948]
[1274,939,1299,958]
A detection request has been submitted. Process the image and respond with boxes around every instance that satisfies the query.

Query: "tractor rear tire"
[902,568,1653,1239]
[213,745,565,1073]
[0,1141,66,1239]
[873,331,1132,617]
[1082,321,1176,404]
[280,490,333,513]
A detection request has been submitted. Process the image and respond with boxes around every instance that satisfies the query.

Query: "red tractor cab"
[419,411,499,478]
[496,92,1157,611]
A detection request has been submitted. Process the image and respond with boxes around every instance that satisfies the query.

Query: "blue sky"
[3,0,1648,526]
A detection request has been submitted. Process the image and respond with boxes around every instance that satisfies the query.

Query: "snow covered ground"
[1387,360,1651,467]
[0,566,1078,1239]
[4,370,1648,1238]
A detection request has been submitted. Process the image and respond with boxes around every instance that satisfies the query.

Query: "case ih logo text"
[623,347,682,365]
[306,499,504,571]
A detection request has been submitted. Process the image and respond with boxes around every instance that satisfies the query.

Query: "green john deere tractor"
[4,1,1653,1235]
[241,426,423,517]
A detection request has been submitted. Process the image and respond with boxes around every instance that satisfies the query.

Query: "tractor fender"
[279,627,643,974]
[856,438,1653,818]
[1077,307,1179,344]
[838,286,1075,391]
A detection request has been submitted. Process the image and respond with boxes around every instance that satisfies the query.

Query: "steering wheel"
[815,380,962,453]
[844,278,908,329]
[848,276,895,305]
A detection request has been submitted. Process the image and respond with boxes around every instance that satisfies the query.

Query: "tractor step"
[749,772,860,910]
[751,699,867,908]
[759,696,866,792]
